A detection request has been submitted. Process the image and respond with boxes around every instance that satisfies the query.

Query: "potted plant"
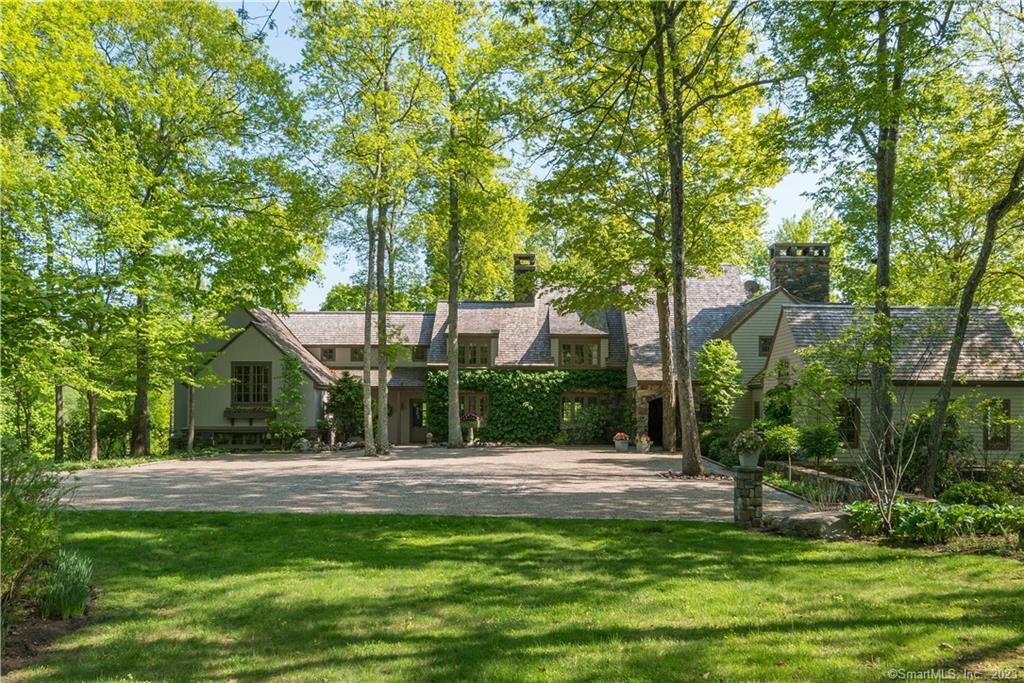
[635,434,652,453]
[613,432,630,452]
[461,413,480,444]
[731,429,763,467]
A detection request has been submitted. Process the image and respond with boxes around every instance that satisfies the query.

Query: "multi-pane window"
[758,336,773,357]
[231,363,271,405]
[561,393,611,425]
[458,342,490,366]
[560,342,600,367]
[410,346,427,362]
[983,399,1011,451]
[320,347,335,362]
[459,392,489,423]
[351,347,365,362]
[836,398,861,448]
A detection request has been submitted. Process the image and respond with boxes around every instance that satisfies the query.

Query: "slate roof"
[624,265,749,383]
[426,296,628,367]
[780,304,1024,383]
[249,308,336,387]
[281,311,434,346]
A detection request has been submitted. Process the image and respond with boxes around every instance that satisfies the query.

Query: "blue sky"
[226,2,816,310]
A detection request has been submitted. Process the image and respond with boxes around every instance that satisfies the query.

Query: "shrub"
[898,407,975,494]
[325,371,364,443]
[798,423,840,468]
[763,385,793,425]
[41,549,93,619]
[705,436,734,464]
[695,339,743,429]
[844,499,1024,544]
[988,456,1024,496]
[763,425,800,462]
[268,354,306,449]
[568,405,616,444]
[1,441,65,611]
[845,500,885,536]
[939,482,1010,506]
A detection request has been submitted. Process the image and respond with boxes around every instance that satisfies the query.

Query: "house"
[174,245,1024,459]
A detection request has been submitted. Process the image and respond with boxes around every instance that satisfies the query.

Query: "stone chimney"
[512,253,537,304]
[768,243,830,303]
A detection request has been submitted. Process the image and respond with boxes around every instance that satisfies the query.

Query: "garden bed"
[764,461,934,503]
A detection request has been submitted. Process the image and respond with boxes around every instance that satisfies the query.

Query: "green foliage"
[791,359,845,428]
[567,405,622,445]
[321,281,431,312]
[41,549,93,620]
[939,482,1010,507]
[798,424,840,466]
[425,369,626,443]
[846,499,1024,544]
[762,385,793,426]
[988,457,1024,496]
[325,372,363,444]
[763,425,801,462]
[696,340,743,429]
[268,355,306,449]
[899,407,975,494]
[731,429,763,455]
[1,441,65,609]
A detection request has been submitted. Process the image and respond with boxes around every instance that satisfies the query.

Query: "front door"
[409,398,427,443]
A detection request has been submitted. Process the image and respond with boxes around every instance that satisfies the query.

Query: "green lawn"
[9,511,1024,682]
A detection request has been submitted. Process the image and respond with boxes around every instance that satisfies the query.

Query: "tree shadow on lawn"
[16,511,1024,681]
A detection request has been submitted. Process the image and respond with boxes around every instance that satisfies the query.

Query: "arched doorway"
[647,397,663,447]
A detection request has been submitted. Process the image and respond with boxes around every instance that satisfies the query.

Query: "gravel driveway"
[63,446,811,522]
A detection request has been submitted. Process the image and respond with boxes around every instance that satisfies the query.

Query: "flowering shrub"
[613,432,630,442]
[731,429,763,454]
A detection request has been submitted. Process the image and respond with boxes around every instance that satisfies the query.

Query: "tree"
[417,0,538,448]
[696,340,744,430]
[326,372,364,445]
[320,279,431,312]
[296,0,434,455]
[268,355,305,449]
[770,0,963,493]
[535,3,784,453]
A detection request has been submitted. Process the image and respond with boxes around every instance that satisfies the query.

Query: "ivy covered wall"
[424,368,628,443]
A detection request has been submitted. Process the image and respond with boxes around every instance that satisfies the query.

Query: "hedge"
[425,368,628,443]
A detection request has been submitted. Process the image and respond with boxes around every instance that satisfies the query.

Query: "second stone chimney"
[769,243,830,303]
[513,253,537,304]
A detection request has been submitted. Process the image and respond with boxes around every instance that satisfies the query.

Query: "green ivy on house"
[425,369,628,443]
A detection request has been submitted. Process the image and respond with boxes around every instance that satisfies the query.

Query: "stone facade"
[733,466,764,529]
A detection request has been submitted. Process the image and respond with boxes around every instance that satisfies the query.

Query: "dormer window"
[458,341,490,367]
[561,342,599,367]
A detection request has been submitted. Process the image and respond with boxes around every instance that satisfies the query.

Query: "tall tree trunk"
[186,380,196,455]
[655,2,702,474]
[447,87,464,448]
[130,294,151,457]
[54,386,64,462]
[87,391,99,461]
[376,196,390,453]
[363,199,377,457]
[867,7,902,496]
[922,155,1024,495]
[652,191,676,452]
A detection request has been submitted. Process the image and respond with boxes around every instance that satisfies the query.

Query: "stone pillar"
[733,466,764,529]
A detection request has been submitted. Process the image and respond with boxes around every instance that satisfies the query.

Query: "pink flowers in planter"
[613,432,630,442]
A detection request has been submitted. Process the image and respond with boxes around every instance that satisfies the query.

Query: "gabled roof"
[426,295,627,367]
[624,265,748,383]
[712,287,801,340]
[248,308,336,387]
[281,311,434,347]
[779,304,1024,383]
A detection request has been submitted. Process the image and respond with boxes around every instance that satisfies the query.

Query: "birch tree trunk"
[376,196,390,453]
[363,199,377,456]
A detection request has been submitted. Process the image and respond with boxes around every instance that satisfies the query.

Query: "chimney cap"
[768,242,830,258]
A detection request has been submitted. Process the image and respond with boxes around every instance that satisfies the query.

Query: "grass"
[51,449,227,472]
[8,511,1024,682]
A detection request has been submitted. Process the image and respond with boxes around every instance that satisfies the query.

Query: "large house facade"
[174,246,1024,461]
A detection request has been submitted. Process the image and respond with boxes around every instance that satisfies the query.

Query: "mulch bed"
[1,590,97,673]
[658,470,731,481]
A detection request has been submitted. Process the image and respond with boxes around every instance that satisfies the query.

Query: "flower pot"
[738,451,760,467]
[614,440,629,452]
[636,441,651,453]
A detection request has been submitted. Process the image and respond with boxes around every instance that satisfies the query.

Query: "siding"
[726,292,797,423]
[187,325,321,431]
